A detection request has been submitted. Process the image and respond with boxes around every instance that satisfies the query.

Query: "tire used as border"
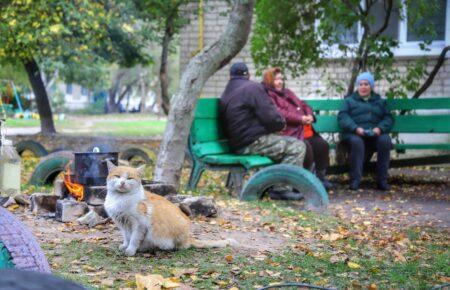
[15,140,48,157]
[240,164,329,209]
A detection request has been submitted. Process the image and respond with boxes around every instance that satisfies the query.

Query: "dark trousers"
[344,134,392,183]
[304,134,330,172]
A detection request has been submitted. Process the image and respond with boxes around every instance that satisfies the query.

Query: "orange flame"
[63,162,84,201]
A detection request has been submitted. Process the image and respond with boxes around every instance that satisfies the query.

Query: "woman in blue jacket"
[338,72,394,191]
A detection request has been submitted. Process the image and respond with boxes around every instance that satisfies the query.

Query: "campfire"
[63,162,84,202]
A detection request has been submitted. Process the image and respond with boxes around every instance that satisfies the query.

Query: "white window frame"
[322,0,449,59]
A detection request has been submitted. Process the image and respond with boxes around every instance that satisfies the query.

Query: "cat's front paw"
[125,247,137,256]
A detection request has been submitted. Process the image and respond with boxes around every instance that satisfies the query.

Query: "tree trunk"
[23,58,56,134]
[159,13,176,115]
[153,0,255,187]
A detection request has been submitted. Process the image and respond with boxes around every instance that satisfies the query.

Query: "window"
[81,87,89,96]
[328,0,448,57]
[368,0,401,39]
[407,0,446,42]
[66,84,73,95]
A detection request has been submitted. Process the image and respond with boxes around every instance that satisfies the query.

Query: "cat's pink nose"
[120,181,125,186]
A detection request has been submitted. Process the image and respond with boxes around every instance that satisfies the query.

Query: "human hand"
[302,115,313,124]
[372,127,381,136]
[356,127,365,136]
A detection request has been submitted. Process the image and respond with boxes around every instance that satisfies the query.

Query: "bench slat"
[191,118,226,142]
[195,98,220,118]
[314,114,450,133]
[192,141,231,157]
[306,97,450,111]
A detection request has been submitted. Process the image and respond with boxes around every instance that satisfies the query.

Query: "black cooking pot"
[74,152,119,186]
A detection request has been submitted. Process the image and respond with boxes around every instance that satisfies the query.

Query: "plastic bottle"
[0,138,21,196]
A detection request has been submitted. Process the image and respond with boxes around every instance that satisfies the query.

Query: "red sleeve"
[269,90,303,126]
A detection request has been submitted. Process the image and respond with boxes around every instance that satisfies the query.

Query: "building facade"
[180,0,450,99]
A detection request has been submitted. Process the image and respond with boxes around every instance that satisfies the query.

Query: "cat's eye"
[127,178,134,180]
[114,175,120,178]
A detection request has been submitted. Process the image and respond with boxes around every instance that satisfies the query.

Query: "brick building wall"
[180,1,450,99]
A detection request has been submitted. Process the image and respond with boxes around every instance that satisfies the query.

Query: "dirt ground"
[12,167,449,256]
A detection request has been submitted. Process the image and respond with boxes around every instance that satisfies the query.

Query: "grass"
[4,114,167,137]
[42,209,449,290]
[19,158,450,289]
[91,120,166,137]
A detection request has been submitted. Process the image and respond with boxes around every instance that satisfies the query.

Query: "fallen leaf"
[347,261,361,269]
[100,278,114,287]
[225,255,233,263]
[136,274,164,290]
[162,278,180,289]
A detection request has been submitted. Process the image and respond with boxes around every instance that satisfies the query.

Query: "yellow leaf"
[230,287,239,290]
[136,274,164,290]
[49,24,62,34]
[368,283,378,290]
[162,278,180,289]
[347,261,361,269]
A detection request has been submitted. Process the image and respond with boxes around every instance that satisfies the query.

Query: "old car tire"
[29,156,72,185]
[15,140,48,157]
[240,164,329,209]
[0,207,51,272]
[119,147,152,165]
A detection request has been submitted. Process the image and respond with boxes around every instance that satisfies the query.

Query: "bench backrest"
[190,98,450,157]
[190,98,231,157]
[307,98,450,133]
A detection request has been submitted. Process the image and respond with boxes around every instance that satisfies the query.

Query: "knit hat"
[356,71,375,89]
[230,62,249,77]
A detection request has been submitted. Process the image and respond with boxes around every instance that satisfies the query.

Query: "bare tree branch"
[412,46,450,99]
[372,0,393,37]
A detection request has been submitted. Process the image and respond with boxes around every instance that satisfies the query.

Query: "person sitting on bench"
[262,67,333,190]
[338,72,394,191]
[220,62,306,200]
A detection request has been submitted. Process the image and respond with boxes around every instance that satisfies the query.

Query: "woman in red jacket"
[263,67,333,190]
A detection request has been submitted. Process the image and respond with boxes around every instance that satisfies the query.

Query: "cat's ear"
[106,160,117,173]
[136,164,146,177]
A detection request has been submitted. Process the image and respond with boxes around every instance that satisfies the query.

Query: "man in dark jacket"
[338,72,394,191]
[220,63,306,199]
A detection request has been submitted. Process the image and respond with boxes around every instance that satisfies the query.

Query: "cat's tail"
[188,237,238,249]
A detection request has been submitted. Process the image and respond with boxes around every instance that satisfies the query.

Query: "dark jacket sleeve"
[338,99,358,133]
[377,99,394,133]
[249,85,286,132]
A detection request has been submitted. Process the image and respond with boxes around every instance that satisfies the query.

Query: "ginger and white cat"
[104,161,236,256]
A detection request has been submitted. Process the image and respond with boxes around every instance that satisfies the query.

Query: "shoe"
[268,190,304,200]
[316,170,334,190]
[349,180,360,190]
[377,181,390,191]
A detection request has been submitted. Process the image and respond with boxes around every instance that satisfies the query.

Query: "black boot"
[377,180,390,191]
[316,169,334,190]
[349,179,360,191]
[268,190,304,200]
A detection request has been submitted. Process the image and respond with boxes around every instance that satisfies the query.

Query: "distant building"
[180,0,450,99]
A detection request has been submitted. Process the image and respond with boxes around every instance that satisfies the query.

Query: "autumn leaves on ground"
[14,158,450,289]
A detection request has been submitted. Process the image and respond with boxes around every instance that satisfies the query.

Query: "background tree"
[134,0,196,115]
[153,0,255,187]
[251,0,446,98]
[0,0,114,133]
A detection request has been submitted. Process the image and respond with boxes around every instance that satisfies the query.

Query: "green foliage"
[0,1,111,62]
[251,0,440,98]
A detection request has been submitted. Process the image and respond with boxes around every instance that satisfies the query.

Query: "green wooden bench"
[188,98,329,208]
[188,97,450,197]
[308,97,450,174]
